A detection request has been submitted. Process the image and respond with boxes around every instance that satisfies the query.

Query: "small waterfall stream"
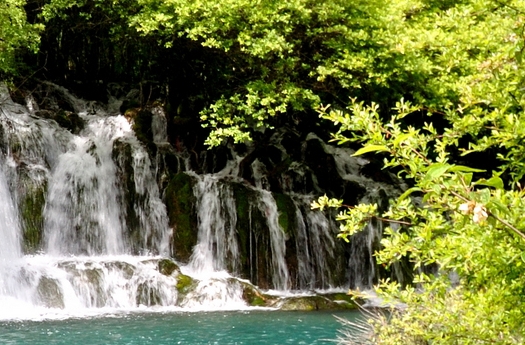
[0,165,21,261]
[188,174,239,275]
[0,84,184,318]
[0,82,401,319]
[257,190,289,291]
[44,118,128,256]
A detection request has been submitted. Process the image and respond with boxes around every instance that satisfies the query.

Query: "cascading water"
[0,163,25,306]
[0,165,21,261]
[257,190,290,291]
[292,196,341,290]
[0,81,404,320]
[186,172,291,291]
[44,118,127,255]
[188,174,239,275]
[0,84,185,318]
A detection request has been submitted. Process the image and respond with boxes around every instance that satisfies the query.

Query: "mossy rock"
[231,181,274,289]
[274,192,301,289]
[112,138,142,253]
[136,283,163,306]
[238,280,268,307]
[272,295,357,311]
[164,173,198,263]
[176,274,195,293]
[322,292,359,309]
[53,110,85,134]
[104,261,135,279]
[175,273,197,304]
[155,143,181,190]
[120,99,140,114]
[17,167,47,254]
[126,107,157,155]
[158,258,180,276]
[274,193,296,235]
[20,188,46,253]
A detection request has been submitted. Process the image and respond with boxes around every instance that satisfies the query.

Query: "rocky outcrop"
[4,81,406,297]
[164,173,199,263]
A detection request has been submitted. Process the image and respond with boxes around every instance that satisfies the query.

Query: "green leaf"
[462,172,473,186]
[487,199,509,216]
[423,163,450,181]
[352,144,390,156]
[392,133,411,146]
[398,187,422,202]
[475,176,504,189]
[448,165,485,173]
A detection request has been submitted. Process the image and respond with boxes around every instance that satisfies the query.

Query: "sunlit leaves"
[316,1,525,343]
[0,0,42,75]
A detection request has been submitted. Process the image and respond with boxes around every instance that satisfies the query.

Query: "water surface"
[0,310,360,345]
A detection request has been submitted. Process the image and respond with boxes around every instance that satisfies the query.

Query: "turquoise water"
[0,310,360,345]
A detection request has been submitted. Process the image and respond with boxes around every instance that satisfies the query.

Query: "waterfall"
[44,118,127,255]
[257,190,289,290]
[0,165,21,261]
[185,173,292,290]
[0,81,400,319]
[42,111,170,256]
[293,197,340,290]
[0,163,24,306]
[0,83,181,317]
[188,174,239,275]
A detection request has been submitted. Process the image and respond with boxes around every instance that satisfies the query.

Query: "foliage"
[34,0,525,150]
[0,0,42,76]
[128,0,475,145]
[4,0,524,340]
[313,1,525,343]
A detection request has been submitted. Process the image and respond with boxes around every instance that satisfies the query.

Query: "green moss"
[165,173,198,263]
[276,295,357,311]
[20,181,46,253]
[232,182,274,289]
[158,258,180,276]
[323,293,358,309]
[274,193,296,235]
[250,296,266,306]
[232,182,251,243]
[112,138,142,253]
[176,273,195,294]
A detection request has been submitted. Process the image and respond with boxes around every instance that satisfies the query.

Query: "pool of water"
[0,310,361,345]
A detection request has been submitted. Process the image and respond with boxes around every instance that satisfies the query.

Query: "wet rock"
[112,138,141,251]
[175,273,197,304]
[238,280,267,307]
[28,82,88,114]
[164,173,198,263]
[125,107,157,155]
[136,282,163,306]
[270,295,357,311]
[155,143,181,190]
[104,261,136,280]
[17,165,47,254]
[202,145,232,174]
[158,258,180,276]
[231,181,273,289]
[37,276,65,309]
[274,193,299,286]
[303,136,366,205]
[58,261,108,307]
[54,110,85,134]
